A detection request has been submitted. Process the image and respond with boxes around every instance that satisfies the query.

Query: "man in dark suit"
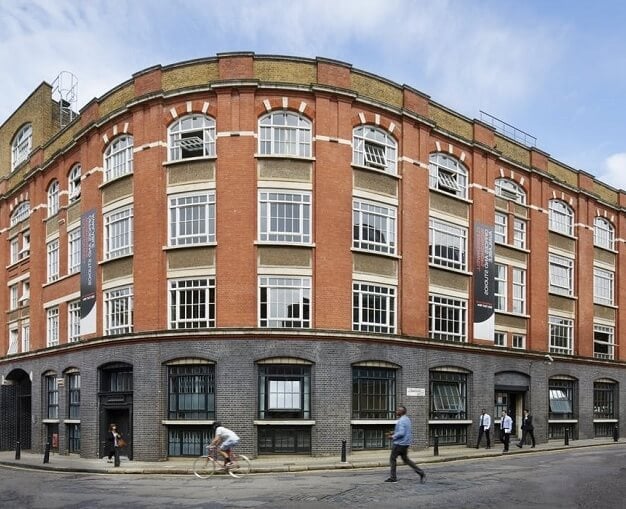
[516,409,535,448]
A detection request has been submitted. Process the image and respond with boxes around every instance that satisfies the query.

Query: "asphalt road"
[2,445,625,508]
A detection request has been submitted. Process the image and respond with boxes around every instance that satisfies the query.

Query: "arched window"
[549,199,574,236]
[259,111,311,157]
[47,179,60,217]
[68,164,81,202]
[593,217,614,250]
[429,153,468,198]
[495,178,526,204]
[104,135,133,181]
[11,123,32,170]
[352,125,397,175]
[168,114,216,161]
[10,201,30,226]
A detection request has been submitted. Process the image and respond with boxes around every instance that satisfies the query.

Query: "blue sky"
[2,0,625,188]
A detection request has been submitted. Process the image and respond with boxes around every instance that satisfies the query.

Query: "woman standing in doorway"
[105,423,122,463]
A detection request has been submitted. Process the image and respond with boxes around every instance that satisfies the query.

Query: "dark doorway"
[0,369,31,450]
[101,407,132,459]
[99,362,133,459]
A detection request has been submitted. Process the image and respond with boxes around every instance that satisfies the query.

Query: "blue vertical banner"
[473,222,495,340]
[80,209,97,335]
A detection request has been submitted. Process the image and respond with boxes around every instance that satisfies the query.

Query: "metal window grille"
[352,367,396,419]
[168,365,215,420]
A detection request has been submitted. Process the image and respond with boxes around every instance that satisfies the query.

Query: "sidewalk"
[0,438,620,475]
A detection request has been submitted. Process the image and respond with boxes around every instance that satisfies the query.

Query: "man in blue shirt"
[385,405,426,483]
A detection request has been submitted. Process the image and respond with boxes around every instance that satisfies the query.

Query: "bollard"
[43,441,50,464]
[340,440,347,463]
[613,424,619,443]
[15,441,20,460]
[433,435,439,456]
[114,447,120,467]
[564,428,569,446]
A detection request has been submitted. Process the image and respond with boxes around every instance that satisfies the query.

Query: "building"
[0,52,623,461]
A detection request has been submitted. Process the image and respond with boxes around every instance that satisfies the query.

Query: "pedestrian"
[500,410,513,453]
[385,405,426,484]
[516,409,535,448]
[105,423,122,463]
[476,408,491,449]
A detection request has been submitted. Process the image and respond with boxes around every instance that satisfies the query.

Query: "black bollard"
[433,435,439,456]
[114,447,120,467]
[340,440,347,463]
[43,441,50,464]
[564,428,569,446]
[15,441,20,460]
[613,424,619,443]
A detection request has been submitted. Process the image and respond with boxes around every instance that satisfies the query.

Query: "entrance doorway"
[100,407,132,459]
[494,390,525,437]
[0,369,32,451]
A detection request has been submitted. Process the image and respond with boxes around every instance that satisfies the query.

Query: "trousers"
[389,444,424,479]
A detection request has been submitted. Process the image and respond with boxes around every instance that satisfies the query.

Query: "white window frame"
[495,178,526,204]
[9,284,18,310]
[10,201,30,226]
[104,135,133,181]
[68,300,81,343]
[494,331,506,347]
[495,264,507,311]
[549,315,573,355]
[104,206,133,259]
[593,324,615,360]
[512,267,526,314]
[549,200,574,236]
[168,191,216,246]
[68,164,81,202]
[352,199,396,254]
[47,239,60,282]
[352,126,397,175]
[513,218,527,249]
[352,282,396,334]
[593,267,614,306]
[512,334,526,350]
[168,278,216,329]
[19,281,29,305]
[20,230,30,259]
[104,286,133,335]
[8,327,19,355]
[429,153,467,198]
[259,111,312,158]
[428,294,467,343]
[21,322,30,353]
[11,123,32,170]
[47,307,60,347]
[594,217,615,250]
[429,217,467,271]
[259,190,311,244]
[168,114,216,161]
[549,253,574,296]
[68,227,81,274]
[259,276,311,328]
[9,237,19,265]
[47,179,60,217]
[494,212,507,244]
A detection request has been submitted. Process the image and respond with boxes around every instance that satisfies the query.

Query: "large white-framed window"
[168,114,216,161]
[259,111,312,157]
[594,324,615,360]
[11,123,32,170]
[68,164,81,202]
[495,178,526,204]
[549,253,574,296]
[9,285,18,310]
[10,201,30,226]
[549,199,574,236]
[68,227,81,274]
[168,191,215,246]
[68,300,81,342]
[21,321,30,353]
[429,153,467,198]
[353,199,396,254]
[259,190,311,244]
[428,294,467,343]
[47,179,60,217]
[104,286,133,335]
[259,276,311,328]
[512,267,526,314]
[495,264,507,311]
[169,278,216,329]
[104,206,133,259]
[104,135,133,181]
[594,217,615,250]
[353,282,396,334]
[429,217,467,271]
[47,307,60,347]
[593,267,614,306]
[549,315,573,355]
[352,125,397,175]
[47,239,60,282]
[513,218,527,249]
[494,212,507,244]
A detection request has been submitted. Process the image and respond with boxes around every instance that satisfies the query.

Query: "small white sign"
[406,387,425,397]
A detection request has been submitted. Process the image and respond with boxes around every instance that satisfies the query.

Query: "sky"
[1,0,625,189]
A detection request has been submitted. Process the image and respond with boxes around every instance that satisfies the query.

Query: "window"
[259,276,311,328]
[168,114,216,161]
[104,135,133,181]
[169,428,213,457]
[104,206,133,259]
[494,331,506,347]
[168,192,215,246]
[352,366,396,419]
[258,364,311,419]
[47,180,60,217]
[20,281,30,304]
[494,264,507,311]
[45,375,59,419]
[495,178,526,204]
[594,324,615,360]
[9,237,19,264]
[594,267,614,306]
[21,322,29,352]
[21,231,30,258]
[512,334,525,350]
[47,239,60,282]
[512,268,526,314]
[549,316,573,355]
[47,307,59,347]
[100,363,133,392]
[10,201,30,226]
[169,278,216,329]
[352,282,396,334]
[68,164,81,202]
[68,227,81,274]
[259,191,311,243]
[9,285,18,310]
[549,200,574,236]
[429,217,467,270]
[594,382,616,419]
[352,126,397,174]
[259,111,311,157]
[513,218,526,249]
[430,370,467,420]
[168,364,215,420]
[549,253,573,296]
[549,379,575,419]
[494,212,507,244]
[594,217,615,250]
[8,328,18,355]
[429,153,467,198]
[11,123,32,170]
[104,286,133,335]
[353,199,396,254]
[67,372,80,419]
[429,294,467,342]
[68,301,81,342]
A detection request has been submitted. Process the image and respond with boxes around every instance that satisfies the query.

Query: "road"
[1,445,625,508]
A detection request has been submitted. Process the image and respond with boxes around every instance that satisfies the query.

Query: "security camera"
[544,354,554,363]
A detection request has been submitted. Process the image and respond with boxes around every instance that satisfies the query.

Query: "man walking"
[500,410,513,453]
[516,409,535,448]
[385,405,426,484]
[476,409,491,449]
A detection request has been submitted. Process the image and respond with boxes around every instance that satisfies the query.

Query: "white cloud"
[598,153,626,191]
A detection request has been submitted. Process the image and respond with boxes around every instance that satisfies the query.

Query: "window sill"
[428,263,472,277]
[351,420,397,425]
[255,154,315,162]
[428,187,472,204]
[351,163,400,179]
[593,302,617,309]
[593,245,618,255]
[64,419,81,424]
[494,310,530,319]
[254,420,316,425]
[428,420,473,425]
[548,229,577,241]
[548,419,578,424]
[494,241,530,254]
[254,241,315,248]
[99,253,134,265]
[42,419,60,424]
[548,291,577,300]
[162,243,217,251]
[351,248,401,259]
[593,419,618,423]
[161,420,216,425]
[99,171,133,189]
[162,156,217,167]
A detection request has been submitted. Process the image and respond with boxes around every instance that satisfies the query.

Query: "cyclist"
[210,422,240,467]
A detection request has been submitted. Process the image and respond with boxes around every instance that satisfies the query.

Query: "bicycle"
[193,444,251,479]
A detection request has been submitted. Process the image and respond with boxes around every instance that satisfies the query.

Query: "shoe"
[487,446,491,449]
[384,478,398,483]
[531,446,535,448]
[107,459,113,463]
[516,443,522,448]
[420,473,426,484]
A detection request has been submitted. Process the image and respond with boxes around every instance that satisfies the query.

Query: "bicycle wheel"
[193,455,217,479]
[227,454,251,478]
